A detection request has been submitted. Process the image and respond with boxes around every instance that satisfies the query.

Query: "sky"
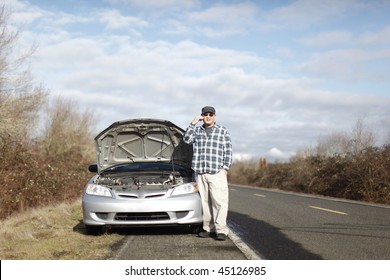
[5,0,390,162]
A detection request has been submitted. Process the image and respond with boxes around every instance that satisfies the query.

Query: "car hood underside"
[94,119,193,172]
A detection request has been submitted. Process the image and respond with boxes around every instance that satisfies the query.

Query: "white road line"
[309,205,348,215]
[228,228,263,260]
[254,194,266,198]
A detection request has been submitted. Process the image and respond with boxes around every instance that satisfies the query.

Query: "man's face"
[202,112,215,127]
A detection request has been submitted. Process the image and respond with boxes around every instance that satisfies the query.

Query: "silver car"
[82,119,202,235]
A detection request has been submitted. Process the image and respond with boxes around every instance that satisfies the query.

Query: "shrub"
[0,7,95,219]
[229,145,390,205]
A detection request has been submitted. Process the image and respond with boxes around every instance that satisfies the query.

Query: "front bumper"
[82,192,202,226]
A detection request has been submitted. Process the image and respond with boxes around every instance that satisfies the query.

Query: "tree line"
[229,120,390,205]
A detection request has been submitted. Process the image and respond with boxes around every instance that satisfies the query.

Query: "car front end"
[82,119,202,234]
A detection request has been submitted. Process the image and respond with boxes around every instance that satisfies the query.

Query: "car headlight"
[85,184,112,197]
[171,183,197,196]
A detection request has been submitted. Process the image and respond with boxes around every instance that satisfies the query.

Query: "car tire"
[85,225,103,235]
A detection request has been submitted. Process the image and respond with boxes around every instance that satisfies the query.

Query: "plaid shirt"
[183,123,233,174]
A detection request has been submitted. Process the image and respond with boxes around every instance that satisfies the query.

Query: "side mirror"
[88,164,98,173]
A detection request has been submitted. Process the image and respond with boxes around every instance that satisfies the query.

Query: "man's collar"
[202,122,217,129]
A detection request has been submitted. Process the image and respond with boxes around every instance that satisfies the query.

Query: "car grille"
[118,193,166,199]
[114,212,170,221]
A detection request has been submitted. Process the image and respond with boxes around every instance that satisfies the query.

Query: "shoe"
[216,233,227,241]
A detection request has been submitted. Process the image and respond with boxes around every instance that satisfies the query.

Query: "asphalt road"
[111,184,390,260]
[228,184,390,260]
[112,226,249,260]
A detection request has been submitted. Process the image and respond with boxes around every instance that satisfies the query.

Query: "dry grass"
[0,199,123,260]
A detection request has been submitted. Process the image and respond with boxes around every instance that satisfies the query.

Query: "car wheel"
[85,225,103,235]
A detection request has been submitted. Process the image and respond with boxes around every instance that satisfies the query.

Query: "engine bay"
[94,171,191,191]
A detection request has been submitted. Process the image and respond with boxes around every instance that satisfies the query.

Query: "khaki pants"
[197,170,229,235]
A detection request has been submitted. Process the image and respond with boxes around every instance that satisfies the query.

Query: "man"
[183,106,233,241]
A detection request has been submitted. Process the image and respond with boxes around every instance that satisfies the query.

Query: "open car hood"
[94,119,193,172]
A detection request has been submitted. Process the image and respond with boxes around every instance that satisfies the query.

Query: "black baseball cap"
[201,106,216,115]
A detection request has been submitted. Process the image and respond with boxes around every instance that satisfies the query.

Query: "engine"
[94,171,189,191]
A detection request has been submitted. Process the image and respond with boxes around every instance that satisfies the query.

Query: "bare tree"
[0,6,46,142]
[347,118,375,156]
[315,131,349,157]
[40,96,96,161]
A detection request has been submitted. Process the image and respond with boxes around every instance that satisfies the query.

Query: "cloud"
[28,33,388,159]
[6,0,48,26]
[300,31,353,48]
[299,49,390,82]
[99,9,149,30]
[160,2,260,37]
[188,3,258,25]
[264,0,359,30]
[358,25,390,46]
[275,47,295,59]
[266,147,291,162]
[6,0,390,162]
[106,0,200,10]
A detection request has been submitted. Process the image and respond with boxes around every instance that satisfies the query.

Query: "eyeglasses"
[202,113,214,117]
